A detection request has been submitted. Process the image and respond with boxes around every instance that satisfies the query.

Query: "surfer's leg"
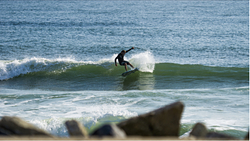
[124,63,128,71]
[128,62,134,68]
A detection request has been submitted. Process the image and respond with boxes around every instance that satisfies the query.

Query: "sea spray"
[106,51,155,72]
[30,117,68,137]
[129,51,155,73]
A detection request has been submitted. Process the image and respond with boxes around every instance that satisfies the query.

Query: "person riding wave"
[115,47,135,71]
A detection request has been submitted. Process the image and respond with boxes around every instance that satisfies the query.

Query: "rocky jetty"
[0,101,248,140]
[91,123,126,138]
[189,122,237,140]
[65,119,88,137]
[117,101,183,137]
[0,116,53,137]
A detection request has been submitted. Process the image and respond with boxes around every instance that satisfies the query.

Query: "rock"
[189,123,237,140]
[188,122,237,140]
[0,127,13,136]
[65,120,88,137]
[245,131,249,140]
[117,101,184,137]
[206,132,236,140]
[0,116,53,137]
[91,123,126,138]
[189,122,207,138]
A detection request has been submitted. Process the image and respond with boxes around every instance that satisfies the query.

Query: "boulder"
[117,101,184,137]
[206,132,236,140]
[245,131,249,140]
[0,127,12,135]
[0,116,53,137]
[189,122,236,140]
[91,123,126,138]
[65,120,88,137]
[189,122,207,138]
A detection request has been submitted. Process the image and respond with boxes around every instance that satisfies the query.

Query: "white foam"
[129,51,155,73]
[30,117,68,137]
[107,51,155,73]
[0,57,80,80]
[0,58,45,80]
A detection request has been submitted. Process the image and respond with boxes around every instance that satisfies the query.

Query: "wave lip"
[129,51,155,73]
[0,57,79,81]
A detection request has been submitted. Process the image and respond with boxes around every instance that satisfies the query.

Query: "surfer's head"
[121,50,126,55]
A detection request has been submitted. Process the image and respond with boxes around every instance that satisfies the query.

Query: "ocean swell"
[0,51,156,81]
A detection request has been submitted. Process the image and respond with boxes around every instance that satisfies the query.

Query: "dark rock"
[206,132,236,139]
[0,116,53,137]
[245,131,249,140]
[91,123,126,138]
[117,101,184,137]
[65,120,88,137]
[0,127,13,136]
[189,122,207,138]
[189,122,237,140]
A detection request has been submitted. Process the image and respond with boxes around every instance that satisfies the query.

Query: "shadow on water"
[121,72,155,90]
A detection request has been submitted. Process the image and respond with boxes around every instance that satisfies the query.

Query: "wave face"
[0,51,155,80]
[0,56,248,91]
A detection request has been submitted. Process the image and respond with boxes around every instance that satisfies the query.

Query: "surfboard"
[122,68,139,77]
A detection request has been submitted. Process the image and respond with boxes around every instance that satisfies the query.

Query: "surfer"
[115,47,135,71]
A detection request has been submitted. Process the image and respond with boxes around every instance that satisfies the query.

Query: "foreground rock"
[245,132,249,140]
[91,123,126,138]
[206,132,236,139]
[0,116,53,137]
[117,101,184,137]
[65,120,88,137]
[189,122,236,140]
[189,122,208,138]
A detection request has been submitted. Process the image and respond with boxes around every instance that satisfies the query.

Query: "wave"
[0,56,248,82]
[0,57,81,81]
[0,53,248,91]
[0,52,155,81]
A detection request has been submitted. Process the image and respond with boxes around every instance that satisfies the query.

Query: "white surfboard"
[122,68,139,77]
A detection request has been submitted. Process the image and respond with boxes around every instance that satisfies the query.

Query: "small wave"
[0,51,156,81]
[1,53,248,91]
[0,57,81,81]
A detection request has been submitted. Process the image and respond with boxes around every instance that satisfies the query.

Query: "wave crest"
[129,51,155,73]
[0,51,156,80]
[0,57,80,80]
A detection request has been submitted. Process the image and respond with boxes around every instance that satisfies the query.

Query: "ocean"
[0,0,249,138]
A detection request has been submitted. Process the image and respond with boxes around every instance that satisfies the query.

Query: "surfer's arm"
[126,47,134,53]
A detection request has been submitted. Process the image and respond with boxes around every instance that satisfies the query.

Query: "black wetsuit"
[115,48,133,65]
